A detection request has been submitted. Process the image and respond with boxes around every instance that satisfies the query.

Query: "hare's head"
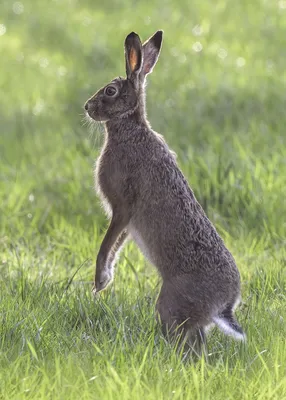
[84,30,163,122]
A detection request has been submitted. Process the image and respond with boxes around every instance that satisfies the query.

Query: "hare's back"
[128,143,239,278]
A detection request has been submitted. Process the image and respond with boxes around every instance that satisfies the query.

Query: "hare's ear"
[125,32,143,82]
[140,30,163,79]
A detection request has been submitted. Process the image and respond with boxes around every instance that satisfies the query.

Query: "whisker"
[81,113,104,149]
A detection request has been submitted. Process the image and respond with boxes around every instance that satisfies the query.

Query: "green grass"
[1,0,286,398]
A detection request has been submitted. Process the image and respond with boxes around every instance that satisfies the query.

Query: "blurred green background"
[1,0,286,399]
[1,0,286,260]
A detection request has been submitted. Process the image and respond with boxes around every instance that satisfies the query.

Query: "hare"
[84,30,245,352]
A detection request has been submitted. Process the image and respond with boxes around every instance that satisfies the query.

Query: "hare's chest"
[94,146,126,215]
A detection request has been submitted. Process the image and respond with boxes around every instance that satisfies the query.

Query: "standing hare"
[84,30,245,352]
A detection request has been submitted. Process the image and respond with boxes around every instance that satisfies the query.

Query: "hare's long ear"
[125,32,143,83]
[140,30,163,80]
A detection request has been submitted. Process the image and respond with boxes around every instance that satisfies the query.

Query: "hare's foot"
[93,260,114,294]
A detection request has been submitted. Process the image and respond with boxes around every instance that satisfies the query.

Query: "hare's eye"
[104,86,117,97]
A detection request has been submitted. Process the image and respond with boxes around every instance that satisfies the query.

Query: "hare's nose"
[84,102,89,111]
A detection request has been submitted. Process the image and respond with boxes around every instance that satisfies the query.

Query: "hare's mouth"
[84,110,106,124]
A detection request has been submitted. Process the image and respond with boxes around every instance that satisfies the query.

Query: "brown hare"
[84,30,245,353]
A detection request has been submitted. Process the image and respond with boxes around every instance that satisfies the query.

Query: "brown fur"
[84,31,245,353]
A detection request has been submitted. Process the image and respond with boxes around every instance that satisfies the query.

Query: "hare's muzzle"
[84,100,97,120]
[84,99,102,122]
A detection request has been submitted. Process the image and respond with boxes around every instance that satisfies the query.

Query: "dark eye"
[104,86,117,97]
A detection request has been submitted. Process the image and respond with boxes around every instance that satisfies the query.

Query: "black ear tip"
[153,30,163,47]
[125,31,140,42]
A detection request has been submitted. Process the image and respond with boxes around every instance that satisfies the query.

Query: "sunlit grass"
[0,0,286,398]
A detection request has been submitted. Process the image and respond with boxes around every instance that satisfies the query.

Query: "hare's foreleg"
[93,213,129,293]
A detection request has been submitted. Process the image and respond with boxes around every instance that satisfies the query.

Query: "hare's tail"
[212,304,246,341]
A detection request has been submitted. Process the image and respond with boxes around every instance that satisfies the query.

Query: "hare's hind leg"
[188,327,207,358]
[156,282,206,356]
[156,282,187,347]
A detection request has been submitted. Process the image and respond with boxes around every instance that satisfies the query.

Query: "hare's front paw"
[93,268,113,294]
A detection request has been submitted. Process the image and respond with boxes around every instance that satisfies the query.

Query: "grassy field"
[1,0,286,398]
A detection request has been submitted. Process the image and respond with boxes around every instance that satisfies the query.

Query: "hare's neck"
[122,92,147,122]
[106,108,150,142]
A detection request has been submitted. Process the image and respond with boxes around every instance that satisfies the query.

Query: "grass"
[1,0,286,398]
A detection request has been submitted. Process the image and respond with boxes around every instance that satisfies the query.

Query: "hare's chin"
[85,112,107,123]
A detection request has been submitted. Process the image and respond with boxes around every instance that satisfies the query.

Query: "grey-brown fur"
[84,30,245,353]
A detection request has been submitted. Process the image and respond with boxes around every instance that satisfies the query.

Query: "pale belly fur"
[128,224,155,266]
